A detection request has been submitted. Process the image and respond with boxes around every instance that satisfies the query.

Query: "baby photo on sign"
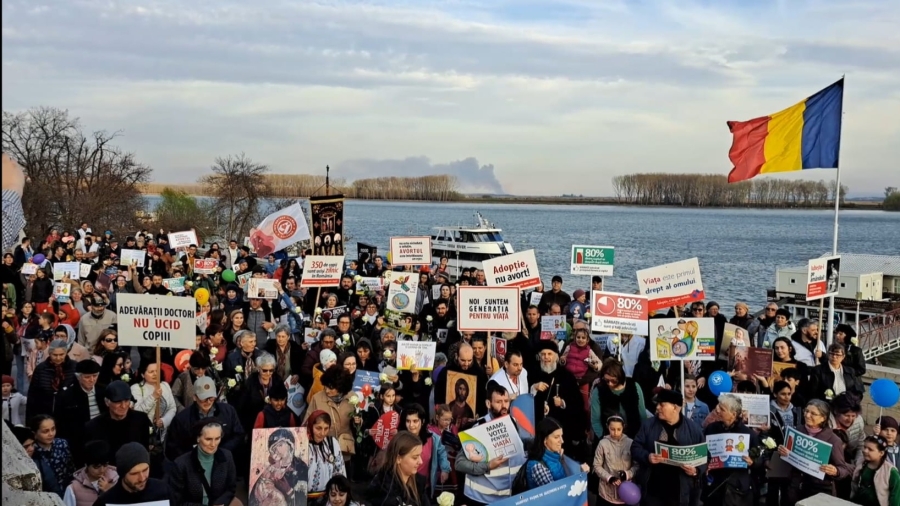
[249,427,309,506]
[446,371,477,426]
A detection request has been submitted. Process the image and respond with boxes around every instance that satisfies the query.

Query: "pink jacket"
[64,467,118,506]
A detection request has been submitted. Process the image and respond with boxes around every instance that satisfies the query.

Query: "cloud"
[337,156,506,194]
[2,0,898,196]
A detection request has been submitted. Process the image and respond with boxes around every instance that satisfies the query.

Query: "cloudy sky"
[2,0,898,195]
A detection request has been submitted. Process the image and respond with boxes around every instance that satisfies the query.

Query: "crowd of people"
[1,155,898,506]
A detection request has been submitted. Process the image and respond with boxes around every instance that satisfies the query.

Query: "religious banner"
[309,194,344,256]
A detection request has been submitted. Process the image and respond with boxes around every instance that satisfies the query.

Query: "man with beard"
[335,275,355,306]
[792,319,825,367]
[434,343,488,427]
[489,350,529,400]
[455,381,525,506]
[423,300,459,351]
[77,294,117,349]
[93,442,172,505]
[530,340,585,457]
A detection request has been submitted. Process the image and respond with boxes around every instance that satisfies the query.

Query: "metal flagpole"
[827,75,845,346]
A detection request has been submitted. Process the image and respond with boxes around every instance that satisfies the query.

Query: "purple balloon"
[32,254,45,264]
[618,481,641,505]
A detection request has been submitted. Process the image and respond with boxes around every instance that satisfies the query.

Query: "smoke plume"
[336,156,506,194]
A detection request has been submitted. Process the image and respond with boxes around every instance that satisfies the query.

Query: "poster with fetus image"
[650,317,716,361]
[249,427,309,506]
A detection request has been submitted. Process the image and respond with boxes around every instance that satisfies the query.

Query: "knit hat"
[115,442,149,477]
[706,301,719,311]
[834,323,857,340]
[356,337,373,351]
[775,308,791,319]
[268,381,288,401]
[84,440,111,466]
[320,349,337,368]
[654,389,684,407]
[76,359,101,374]
[877,416,899,432]
[1,375,14,387]
[572,289,586,300]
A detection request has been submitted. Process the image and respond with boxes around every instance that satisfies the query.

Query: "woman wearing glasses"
[90,329,120,364]
[809,343,864,401]
[237,352,283,437]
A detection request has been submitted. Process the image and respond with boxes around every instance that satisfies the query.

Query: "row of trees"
[885,187,900,212]
[611,173,848,207]
[346,174,461,201]
[2,107,152,238]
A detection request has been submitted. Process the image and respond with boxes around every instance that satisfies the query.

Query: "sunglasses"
[103,338,118,343]
[766,308,777,311]
[260,368,275,373]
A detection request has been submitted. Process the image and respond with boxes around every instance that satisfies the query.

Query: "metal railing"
[859,307,900,360]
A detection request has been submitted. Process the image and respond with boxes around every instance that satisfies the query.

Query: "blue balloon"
[708,371,733,396]
[871,378,900,408]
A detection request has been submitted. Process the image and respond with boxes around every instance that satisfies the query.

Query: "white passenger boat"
[431,212,515,280]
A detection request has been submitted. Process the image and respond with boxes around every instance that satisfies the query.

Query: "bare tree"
[886,187,897,198]
[2,107,151,238]
[200,153,272,241]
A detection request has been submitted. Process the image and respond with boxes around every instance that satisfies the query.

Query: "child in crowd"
[428,404,459,498]
[593,415,639,506]
[875,415,899,467]
[682,375,709,425]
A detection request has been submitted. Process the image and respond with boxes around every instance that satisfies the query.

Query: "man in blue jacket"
[165,376,244,463]
[631,389,706,506]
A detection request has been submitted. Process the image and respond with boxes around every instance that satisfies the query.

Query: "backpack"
[511,462,530,495]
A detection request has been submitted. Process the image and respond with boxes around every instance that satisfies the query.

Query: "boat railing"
[858,307,900,360]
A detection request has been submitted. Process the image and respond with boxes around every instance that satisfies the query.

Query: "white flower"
[185,280,193,288]
[215,363,223,371]
[611,337,620,345]
[383,349,392,359]
[426,315,433,322]
[763,341,770,347]
[265,396,270,404]
[227,378,237,388]
[851,337,859,346]
[342,334,350,342]
[425,377,432,386]
[354,275,362,282]
[234,365,243,373]
[584,312,592,319]
[120,374,130,382]
[294,307,302,314]
[315,307,323,315]
[763,437,777,450]
[348,394,360,406]
[210,347,219,355]
[380,373,389,382]
[149,427,154,434]
[437,492,455,506]
[825,389,834,400]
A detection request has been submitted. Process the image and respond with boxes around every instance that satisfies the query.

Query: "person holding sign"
[631,389,706,506]
[703,394,762,506]
[776,399,853,501]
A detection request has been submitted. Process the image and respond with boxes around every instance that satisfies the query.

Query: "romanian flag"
[726,79,843,183]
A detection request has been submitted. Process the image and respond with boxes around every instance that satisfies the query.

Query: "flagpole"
[827,75,845,346]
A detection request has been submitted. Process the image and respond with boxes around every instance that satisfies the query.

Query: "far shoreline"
[141,192,887,211]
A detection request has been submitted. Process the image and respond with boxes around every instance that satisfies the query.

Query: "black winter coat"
[25,357,76,421]
[165,401,244,462]
[168,447,237,506]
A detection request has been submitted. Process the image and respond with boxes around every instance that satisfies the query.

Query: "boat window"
[453,231,462,242]
[459,232,470,243]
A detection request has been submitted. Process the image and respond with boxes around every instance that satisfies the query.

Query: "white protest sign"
[806,255,841,302]
[389,236,432,266]
[248,278,278,299]
[167,230,198,249]
[482,249,541,290]
[590,291,650,335]
[457,286,521,332]
[636,257,705,312]
[53,262,81,280]
[300,256,344,287]
[193,258,218,275]
[458,415,524,461]
[21,263,37,275]
[120,249,145,267]
[79,263,92,278]
[396,341,437,371]
[116,293,196,349]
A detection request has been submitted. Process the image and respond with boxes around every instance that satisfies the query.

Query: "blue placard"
[352,370,381,394]
[493,472,588,506]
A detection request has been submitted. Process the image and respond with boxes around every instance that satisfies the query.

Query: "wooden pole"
[155,345,162,425]
[817,298,825,360]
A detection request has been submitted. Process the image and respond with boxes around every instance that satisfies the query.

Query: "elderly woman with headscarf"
[168,418,241,506]
[304,409,345,502]
[26,339,76,420]
[223,329,260,404]
[703,394,763,506]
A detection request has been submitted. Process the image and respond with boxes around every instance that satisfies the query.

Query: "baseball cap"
[105,380,133,403]
[194,376,217,400]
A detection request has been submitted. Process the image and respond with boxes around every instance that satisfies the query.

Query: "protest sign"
[707,433,750,470]
[120,249,145,268]
[492,472,588,506]
[457,286,521,332]
[734,393,771,428]
[21,263,37,275]
[300,255,344,287]
[352,370,381,394]
[248,278,278,299]
[286,382,306,417]
[720,323,753,361]
[541,315,567,340]
[490,335,507,361]
[510,394,536,441]
[303,327,319,346]
[162,277,185,293]
[729,347,774,380]
[590,291,649,335]
[654,441,709,467]
[385,271,419,314]
[784,427,832,479]
[383,309,417,337]
[529,291,542,307]
[390,236,432,266]
[570,245,614,276]
[459,415,525,460]
[650,317,716,361]
[167,230,198,249]
[482,249,541,290]
[322,306,348,327]
[79,263,92,278]
[356,277,382,295]
[807,255,841,301]
[397,341,437,370]
[637,257,705,311]
[236,272,251,291]
[53,282,71,303]
[53,262,81,281]
[370,411,400,450]
[116,293,196,349]
[248,427,308,506]
[193,258,218,275]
